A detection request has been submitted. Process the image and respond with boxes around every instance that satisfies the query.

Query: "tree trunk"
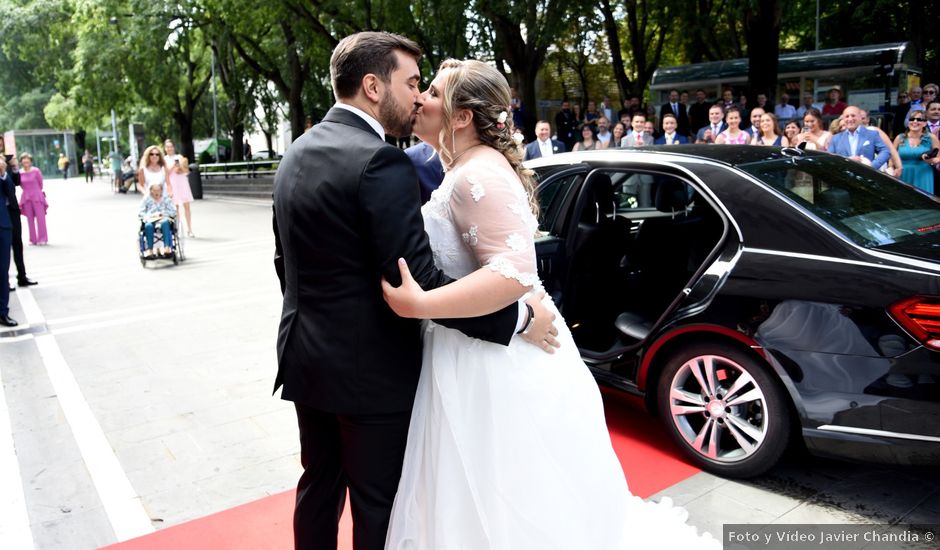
[264,130,273,153]
[283,21,307,141]
[232,123,245,161]
[600,0,632,104]
[174,108,196,163]
[744,1,781,102]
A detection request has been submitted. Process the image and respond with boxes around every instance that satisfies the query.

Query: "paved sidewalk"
[2,179,297,549]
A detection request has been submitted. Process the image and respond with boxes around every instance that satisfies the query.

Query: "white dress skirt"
[385,160,719,550]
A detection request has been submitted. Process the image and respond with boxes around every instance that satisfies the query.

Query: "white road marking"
[21,287,156,541]
[0,361,36,549]
[14,289,44,326]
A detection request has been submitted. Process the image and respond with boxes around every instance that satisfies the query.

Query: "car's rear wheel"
[656,343,790,478]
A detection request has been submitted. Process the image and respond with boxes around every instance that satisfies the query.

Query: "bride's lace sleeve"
[450,166,540,288]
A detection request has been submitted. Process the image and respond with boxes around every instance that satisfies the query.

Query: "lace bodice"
[421,159,541,289]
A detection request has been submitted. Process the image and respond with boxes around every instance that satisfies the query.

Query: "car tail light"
[888,297,940,351]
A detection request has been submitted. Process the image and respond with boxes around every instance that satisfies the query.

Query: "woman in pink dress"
[18,153,48,245]
[163,140,195,237]
[715,107,750,144]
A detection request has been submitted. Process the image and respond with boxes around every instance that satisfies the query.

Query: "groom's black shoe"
[18,278,37,287]
[0,314,18,327]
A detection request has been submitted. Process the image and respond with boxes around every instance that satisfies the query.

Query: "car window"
[739,155,940,247]
[535,171,582,233]
[610,172,656,210]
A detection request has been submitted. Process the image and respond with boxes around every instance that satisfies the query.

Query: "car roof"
[524,145,829,170]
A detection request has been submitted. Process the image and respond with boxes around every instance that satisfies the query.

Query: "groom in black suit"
[272,32,558,550]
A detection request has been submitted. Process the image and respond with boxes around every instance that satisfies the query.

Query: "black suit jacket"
[272,107,518,415]
[660,102,690,137]
[3,169,19,214]
[0,173,13,228]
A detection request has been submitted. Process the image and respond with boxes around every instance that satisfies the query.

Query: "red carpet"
[103,391,698,550]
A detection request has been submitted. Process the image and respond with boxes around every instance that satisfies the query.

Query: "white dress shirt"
[335,103,385,140]
[539,139,554,157]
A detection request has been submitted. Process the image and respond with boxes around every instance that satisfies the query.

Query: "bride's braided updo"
[437,59,539,218]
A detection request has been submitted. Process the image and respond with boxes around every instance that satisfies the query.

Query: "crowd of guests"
[521,84,940,194]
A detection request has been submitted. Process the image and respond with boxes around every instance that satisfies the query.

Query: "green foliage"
[0,0,935,146]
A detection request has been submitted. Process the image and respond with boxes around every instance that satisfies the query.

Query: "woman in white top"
[137,145,172,197]
[796,108,832,151]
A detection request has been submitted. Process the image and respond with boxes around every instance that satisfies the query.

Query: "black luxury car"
[526,145,940,478]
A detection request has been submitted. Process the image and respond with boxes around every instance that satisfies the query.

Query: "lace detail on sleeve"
[450,165,540,289]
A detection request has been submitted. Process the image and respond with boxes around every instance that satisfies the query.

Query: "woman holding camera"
[163,140,195,237]
[796,108,831,151]
[894,107,940,193]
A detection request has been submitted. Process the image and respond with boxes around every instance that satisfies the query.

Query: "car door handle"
[540,258,552,272]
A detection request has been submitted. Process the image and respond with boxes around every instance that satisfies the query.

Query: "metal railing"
[200,159,279,179]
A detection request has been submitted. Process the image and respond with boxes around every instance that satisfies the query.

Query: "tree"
[477,0,571,140]
[742,0,781,102]
[599,0,672,103]
[208,0,317,140]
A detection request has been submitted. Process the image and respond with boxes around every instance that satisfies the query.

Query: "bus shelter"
[650,42,921,116]
[2,129,78,178]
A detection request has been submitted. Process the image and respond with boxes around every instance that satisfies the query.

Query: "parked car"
[250,150,281,161]
[527,145,940,478]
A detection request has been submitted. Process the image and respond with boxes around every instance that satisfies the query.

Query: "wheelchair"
[138,216,185,267]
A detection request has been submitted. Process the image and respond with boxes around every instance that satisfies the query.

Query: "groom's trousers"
[294,403,411,550]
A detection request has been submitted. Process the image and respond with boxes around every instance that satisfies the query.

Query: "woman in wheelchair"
[138,182,177,257]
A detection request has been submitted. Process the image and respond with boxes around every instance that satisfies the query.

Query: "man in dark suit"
[404,141,443,204]
[524,120,566,160]
[695,104,727,143]
[687,89,711,136]
[272,32,557,550]
[3,155,37,289]
[554,100,578,153]
[0,157,17,326]
[659,89,690,137]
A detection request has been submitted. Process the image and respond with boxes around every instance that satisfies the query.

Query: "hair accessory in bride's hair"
[496,111,508,130]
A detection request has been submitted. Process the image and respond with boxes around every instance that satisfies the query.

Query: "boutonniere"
[553,145,559,152]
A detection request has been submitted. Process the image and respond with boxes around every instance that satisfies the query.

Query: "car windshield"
[738,154,940,248]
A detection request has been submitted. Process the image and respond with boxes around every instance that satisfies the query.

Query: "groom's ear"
[361,73,382,105]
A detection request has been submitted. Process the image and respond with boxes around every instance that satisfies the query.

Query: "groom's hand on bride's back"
[522,292,561,354]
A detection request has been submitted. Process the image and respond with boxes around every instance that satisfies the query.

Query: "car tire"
[656,342,790,478]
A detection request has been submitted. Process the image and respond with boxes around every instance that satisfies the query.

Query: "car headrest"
[816,187,851,212]
[580,173,616,223]
[654,179,691,213]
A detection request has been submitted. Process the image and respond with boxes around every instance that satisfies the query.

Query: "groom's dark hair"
[331,32,422,100]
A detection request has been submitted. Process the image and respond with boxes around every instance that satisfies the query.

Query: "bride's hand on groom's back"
[381,258,427,318]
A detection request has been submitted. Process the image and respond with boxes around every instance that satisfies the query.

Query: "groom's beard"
[379,90,415,138]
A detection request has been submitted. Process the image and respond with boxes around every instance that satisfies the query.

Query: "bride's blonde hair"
[436,59,539,217]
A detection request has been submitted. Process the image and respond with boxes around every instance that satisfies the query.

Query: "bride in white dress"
[381,59,719,550]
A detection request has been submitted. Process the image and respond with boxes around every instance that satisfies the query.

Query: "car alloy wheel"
[657,343,790,478]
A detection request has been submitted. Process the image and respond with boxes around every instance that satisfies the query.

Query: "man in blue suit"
[829,106,891,170]
[0,157,18,327]
[524,120,566,160]
[654,113,690,145]
[404,141,444,204]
